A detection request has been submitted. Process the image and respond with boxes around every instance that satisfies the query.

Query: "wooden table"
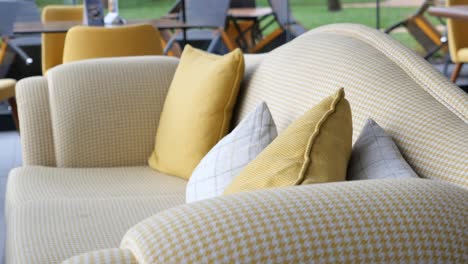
[428,5,468,21]
[13,19,216,34]
[228,7,273,20]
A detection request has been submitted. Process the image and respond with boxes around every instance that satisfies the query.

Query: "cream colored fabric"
[233,24,468,188]
[62,249,137,264]
[46,56,179,167]
[0,78,15,100]
[15,76,56,166]
[6,166,186,264]
[122,179,467,263]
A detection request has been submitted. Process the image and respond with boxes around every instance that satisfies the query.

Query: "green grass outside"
[35,0,433,54]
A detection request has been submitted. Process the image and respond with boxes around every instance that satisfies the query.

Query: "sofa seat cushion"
[6,166,186,264]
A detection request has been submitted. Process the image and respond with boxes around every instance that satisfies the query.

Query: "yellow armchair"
[62,24,163,64]
[446,0,468,82]
[0,79,18,130]
[41,5,83,74]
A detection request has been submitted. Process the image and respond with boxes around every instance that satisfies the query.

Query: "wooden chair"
[385,0,447,60]
[164,0,236,54]
[250,0,306,53]
[446,0,468,83]
[63,24,163,64]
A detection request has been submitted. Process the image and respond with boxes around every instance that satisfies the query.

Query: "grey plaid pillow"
[347,119,418,180]
[186,102,277,203]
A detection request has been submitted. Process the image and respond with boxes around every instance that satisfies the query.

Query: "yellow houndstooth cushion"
[121,179,467,263]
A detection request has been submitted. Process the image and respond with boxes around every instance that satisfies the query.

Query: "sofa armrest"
[121,179,467,263]
[16,76,56,166]
[61,248,137,264]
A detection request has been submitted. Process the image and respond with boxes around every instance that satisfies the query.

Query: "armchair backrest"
[446,0,468,63]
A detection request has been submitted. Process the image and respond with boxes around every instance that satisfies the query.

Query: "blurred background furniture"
[385,0,447,60]
[0,79,18,130]
[41,5,83,74]
[441,0,468,82]
[230,0,256,8]
[250,0,306,53]
[63,24,163,64]
[164,0,234,53]
[227,6,273,51]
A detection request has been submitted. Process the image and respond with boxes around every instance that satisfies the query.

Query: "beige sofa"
[6,24,467,263]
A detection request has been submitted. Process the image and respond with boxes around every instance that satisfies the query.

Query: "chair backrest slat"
[184,0,230,28]
[269,0,292,27]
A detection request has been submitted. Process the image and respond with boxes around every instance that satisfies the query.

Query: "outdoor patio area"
[0,0,467,263]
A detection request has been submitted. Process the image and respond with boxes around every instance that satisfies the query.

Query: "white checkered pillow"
[347,119,419,180]
[186,102,277,203]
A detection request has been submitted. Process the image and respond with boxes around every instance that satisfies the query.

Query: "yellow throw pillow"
[149,45,245,179]
[224,88,352,195]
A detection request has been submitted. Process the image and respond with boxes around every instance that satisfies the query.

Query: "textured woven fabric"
[122,179,467,263]
[224,89,352,194]
[149,46,245,179]
[233,24,468,188]
[61,249,137,264]
[348,119,419,180]
[15,76,56,166]
[46,56,179,167]
[6,166,186,264]
[0,78,16,100]
[186,102,277,203]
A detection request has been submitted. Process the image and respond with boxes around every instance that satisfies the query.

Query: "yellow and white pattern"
[9,24,468,263]
[233,24,468,188]
[122,179,467,263]
[61,249,137,264]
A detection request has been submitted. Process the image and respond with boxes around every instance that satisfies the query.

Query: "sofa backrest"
[234,24,468,188]
[30,56,179,168]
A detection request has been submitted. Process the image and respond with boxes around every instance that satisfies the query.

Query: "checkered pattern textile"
[186,102,277,203]
[15,76,56,166]
[233,24,468,188]
[347,119,419,180]
[5,167,186,264]
[48,56,178,167]
[61,249,137,264]
[122,179,467,263]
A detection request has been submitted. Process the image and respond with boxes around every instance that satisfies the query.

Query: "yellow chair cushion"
[457,48,468,62]
[0,79,16,101]
[149,46,245,179]
[224,88,352,195]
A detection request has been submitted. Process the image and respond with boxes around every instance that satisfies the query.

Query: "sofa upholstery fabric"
[61,249,137,264]
[46,56,179,167]
[9,24,468,264]
[233,24,468,188]
[6,167,186,263]
[122,179,467,263]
